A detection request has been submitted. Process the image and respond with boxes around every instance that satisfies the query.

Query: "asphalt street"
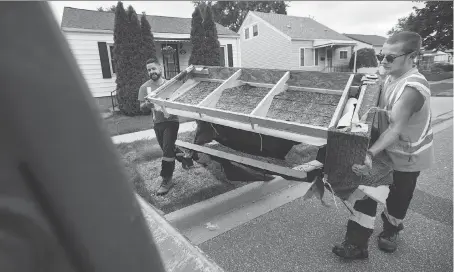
[200,125,453,272]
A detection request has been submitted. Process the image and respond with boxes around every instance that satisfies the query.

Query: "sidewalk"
[431,96,453,125]
[111,121,197,144]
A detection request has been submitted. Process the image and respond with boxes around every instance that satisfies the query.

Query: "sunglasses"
[376,51,413,63]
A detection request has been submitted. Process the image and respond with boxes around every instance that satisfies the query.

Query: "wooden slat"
[250,116,328,139]
[164,108,328,146]
[148,96,329,143]
[175,140,307,179]
[198,69,243,108]
[351,84,367,122]
[288,86,343,95]
[240,81,343,95]
[145,65,195,100]
[251,71,290,117]
[328,73,354,128]
[168,79,201,101]
[194,78,225,83]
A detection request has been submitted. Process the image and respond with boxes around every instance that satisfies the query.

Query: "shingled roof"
[343,34,387,46]
[61,7,238,36]
[252,11,352,41]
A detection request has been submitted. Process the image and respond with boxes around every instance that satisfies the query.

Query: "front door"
[161,44,180,79]
[326,48,333,68]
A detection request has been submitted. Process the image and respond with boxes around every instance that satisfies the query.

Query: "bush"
[349,48,378,70]
[430,62,453,72]
[202,6,221,66]
[421,71,453,81]
[113,3,148,116]
[188,7,205,65]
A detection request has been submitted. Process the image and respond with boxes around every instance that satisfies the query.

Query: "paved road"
[200,125,453,272]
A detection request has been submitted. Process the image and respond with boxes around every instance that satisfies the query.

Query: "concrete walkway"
[431,97,453,124]
[111,121,197,144]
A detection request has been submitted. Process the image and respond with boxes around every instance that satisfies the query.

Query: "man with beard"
[138,58,190,196]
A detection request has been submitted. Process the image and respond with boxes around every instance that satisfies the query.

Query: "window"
[300,48,305,66]
[107,44,115,74]
[219,46,226,67]
[253,24,258,37]
[340,50,348,60]
[315,49,319,66]
[300,48,315,66]
[244,27,250,39]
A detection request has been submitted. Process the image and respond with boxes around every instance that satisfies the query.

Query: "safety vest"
[377,67,435,172]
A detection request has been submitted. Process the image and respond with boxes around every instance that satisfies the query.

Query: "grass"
[103,111,193,136]
[116,131,248,214]
[430,82,453,97]
[116,129,319,214]
[422,71,453,82]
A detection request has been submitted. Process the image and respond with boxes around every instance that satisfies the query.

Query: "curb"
[165,176,303,232]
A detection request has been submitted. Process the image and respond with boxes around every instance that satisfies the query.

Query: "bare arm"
[368,86,424,156]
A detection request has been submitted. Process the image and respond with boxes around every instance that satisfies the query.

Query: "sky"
[49,1,425,37]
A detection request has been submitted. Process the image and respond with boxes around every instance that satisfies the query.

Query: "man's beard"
[150,73,161,81]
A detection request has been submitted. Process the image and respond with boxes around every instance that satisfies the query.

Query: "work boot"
[377,212,404,253]
[332,241,369,259]
[181,156,194,170]
[156,176,173,196]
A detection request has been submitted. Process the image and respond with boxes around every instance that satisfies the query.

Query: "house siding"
[63,31,239,98]
[290,40,322,71]
[239,15,293,70]
[333,46,353,66]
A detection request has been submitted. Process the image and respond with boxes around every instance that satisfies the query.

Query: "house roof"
[251,11,352,41]
[343,34,387,46]
[61,7,238,36]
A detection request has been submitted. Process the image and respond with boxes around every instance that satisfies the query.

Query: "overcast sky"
[49,1,425,37]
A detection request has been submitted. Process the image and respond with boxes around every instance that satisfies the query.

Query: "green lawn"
[117,131,248,214]
[104,111,193,136]
[430,82,453,97]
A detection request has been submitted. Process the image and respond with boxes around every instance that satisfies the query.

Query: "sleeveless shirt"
[377,67,434,172]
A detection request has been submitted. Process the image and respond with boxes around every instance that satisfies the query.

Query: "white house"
[238,11,357,72]
[343,34,387,54]
[60,7,240,109]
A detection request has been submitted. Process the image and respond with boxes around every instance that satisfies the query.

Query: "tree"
[188,7,205,65]
[192,1,289,32]
[113,2,148,116]
[388,1,453,50]
[140,13,156,64]
[349,48,378,70]
[202,6,221,66]
[97,5,117,12]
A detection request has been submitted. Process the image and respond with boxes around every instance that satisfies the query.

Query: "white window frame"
[299,47,316,67]
[340,50,348,60]
[252,24,259,37]
[244,27,250,40]
[107,43,116,76]
[219,45,228,67]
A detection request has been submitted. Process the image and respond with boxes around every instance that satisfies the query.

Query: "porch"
[313,40,357,73]
[155,39,233,80]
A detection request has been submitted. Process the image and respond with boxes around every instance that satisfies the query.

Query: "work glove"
[352,152,373,176]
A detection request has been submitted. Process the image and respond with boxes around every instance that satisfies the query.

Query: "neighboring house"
[420,49,451,63]
[238,11,357,72]
[60,7,240,108]
[343,34,387,54]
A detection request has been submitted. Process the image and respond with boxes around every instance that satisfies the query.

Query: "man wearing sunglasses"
[333,31,434,259]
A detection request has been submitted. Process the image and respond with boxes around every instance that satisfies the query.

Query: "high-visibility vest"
[377,67,435,172]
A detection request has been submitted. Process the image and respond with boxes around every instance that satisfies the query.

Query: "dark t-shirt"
[138,78,179,124]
